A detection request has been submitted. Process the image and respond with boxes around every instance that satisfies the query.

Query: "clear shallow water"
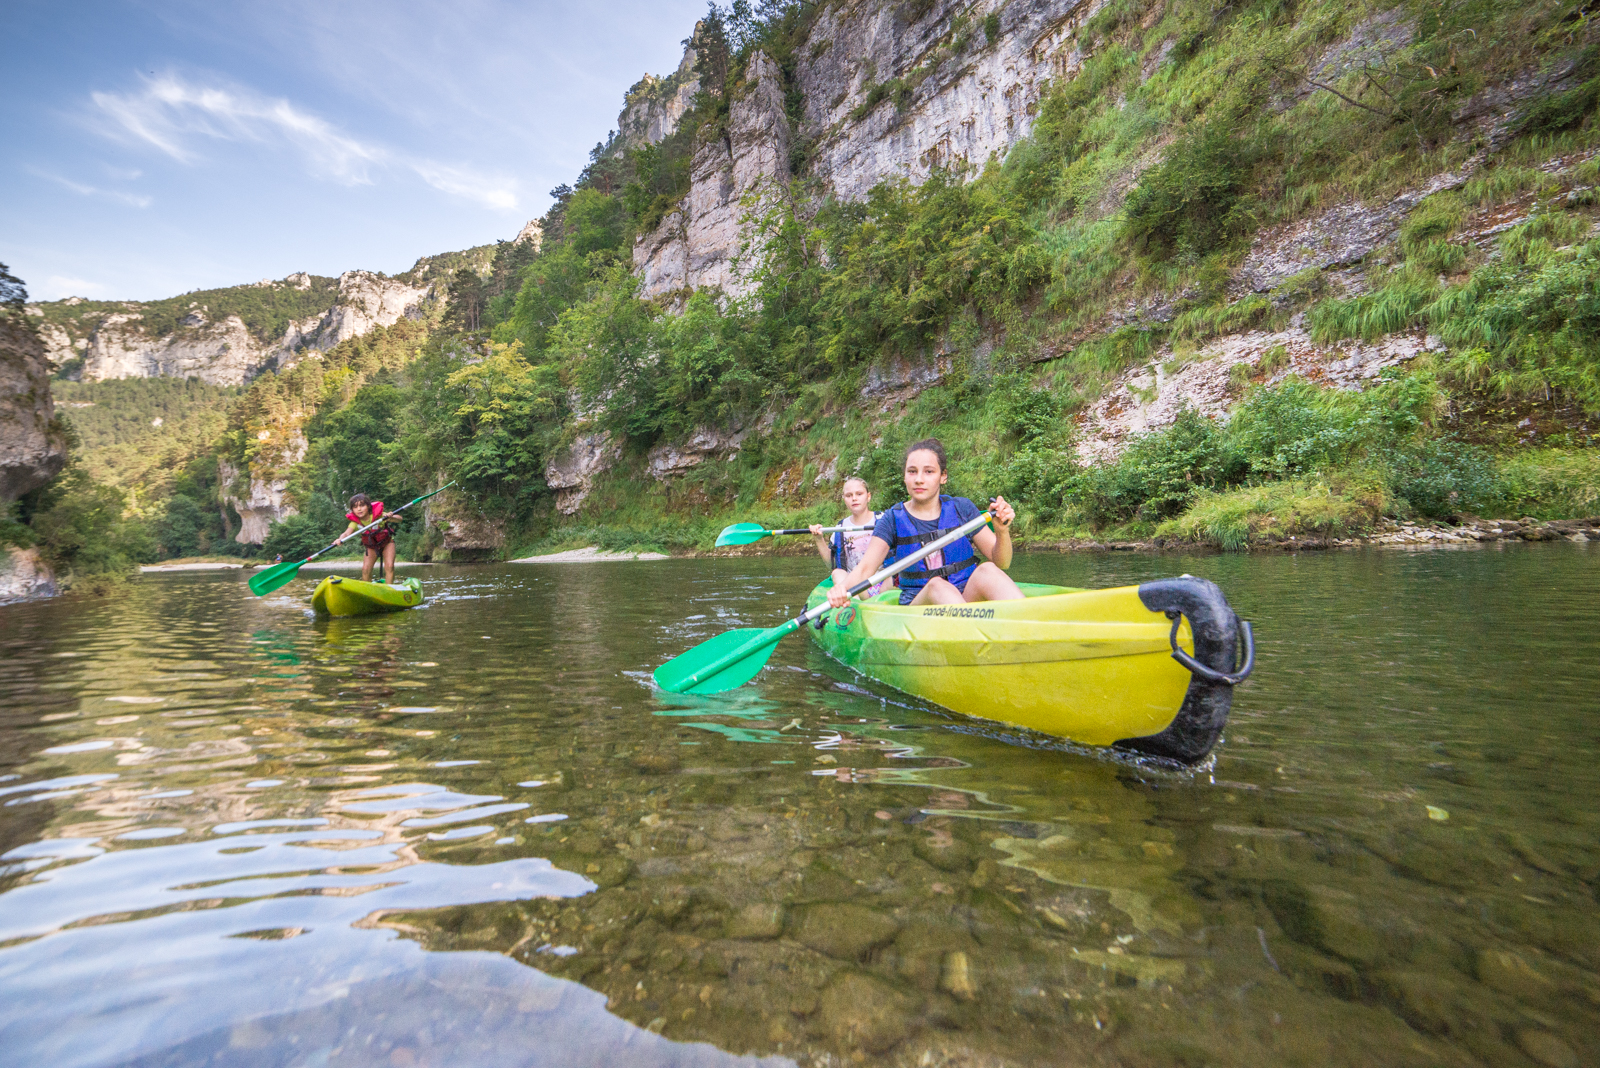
[0,545,1596,1068]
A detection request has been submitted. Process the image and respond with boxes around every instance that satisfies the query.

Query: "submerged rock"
[817,971,917,1054]
[727,903,785,940]
[938,950,977,1000]
[1516,1029,1578,1068]
[791,902,900,961]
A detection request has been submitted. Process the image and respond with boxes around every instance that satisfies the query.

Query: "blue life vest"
[887,496,977,602]
[831,528,846,570]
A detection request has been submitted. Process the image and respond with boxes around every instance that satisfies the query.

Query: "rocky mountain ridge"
[22,237,525,387]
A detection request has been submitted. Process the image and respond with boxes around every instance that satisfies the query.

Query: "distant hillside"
[23,242,503,386]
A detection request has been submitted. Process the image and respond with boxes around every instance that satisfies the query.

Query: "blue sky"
[2,0,705,302]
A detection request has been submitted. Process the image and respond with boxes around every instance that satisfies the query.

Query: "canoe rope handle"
[1166,611,1255,686]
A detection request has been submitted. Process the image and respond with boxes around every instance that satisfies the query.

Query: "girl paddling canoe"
[808,476,895,599]
[336,493,402,584]
[826,438,1023,609]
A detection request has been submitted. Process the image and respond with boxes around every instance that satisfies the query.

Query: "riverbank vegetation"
[19,0,1598,570]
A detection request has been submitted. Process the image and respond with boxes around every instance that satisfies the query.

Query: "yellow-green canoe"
[804,576,1252,764]
[310,575,423,617]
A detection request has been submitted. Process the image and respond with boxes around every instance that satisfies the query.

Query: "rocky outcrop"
[34,318,83,370]
[423,489,505,560]
[634,51,793,299]
[439,514,505,561]
[218,425,307,545]
[544,431,620,514]
[1235,166,1478,293]
[72,270,431,387]
[647,426,746,481]
[1,299,70,502]
[632,1,1105,300]
[619,45,699,148]
[795,0,1093,201]
[82,311,265,385]
[514,219,544,249]
[0,547,58,605]
[1076,325,1445,464]
[860,354,955,410]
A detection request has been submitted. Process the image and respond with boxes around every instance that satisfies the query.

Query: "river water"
[1,545,1596,1068]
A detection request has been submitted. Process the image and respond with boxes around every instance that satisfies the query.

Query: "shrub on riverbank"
[1495,449,1600,519]
[16,465,155,589]
[1155,477,1389,550]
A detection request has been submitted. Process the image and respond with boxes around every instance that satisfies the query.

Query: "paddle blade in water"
[248,560,303,596]
[714,523,772,547]
[653,628,780,694]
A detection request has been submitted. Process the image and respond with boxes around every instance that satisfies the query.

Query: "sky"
[1,0,706,302]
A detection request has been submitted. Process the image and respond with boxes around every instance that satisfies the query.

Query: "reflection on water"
[1,546,1597,1067]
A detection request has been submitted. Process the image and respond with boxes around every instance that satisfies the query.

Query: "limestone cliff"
[619,44,700,148]
[219,425,307,545]
[65,270,432,387]
[633,0,1094,300]
[0,294,70,502]
[795,0,1089,199]
[2,266,70,603]
[634,50,793,299]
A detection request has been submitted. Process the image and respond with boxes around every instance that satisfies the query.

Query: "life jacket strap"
[915,558,976,581]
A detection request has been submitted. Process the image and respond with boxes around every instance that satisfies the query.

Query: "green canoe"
[310,575,423,617]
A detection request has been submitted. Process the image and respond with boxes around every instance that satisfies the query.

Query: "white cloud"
[92,74,383,183]
[41,276,110,300]
[408,161,518,211]
[31,169,152,208]
[90,72,517,209]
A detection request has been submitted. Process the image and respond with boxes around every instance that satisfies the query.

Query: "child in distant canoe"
[826,438,1023,608]
[809,476,894,598]
[337,493,401,584]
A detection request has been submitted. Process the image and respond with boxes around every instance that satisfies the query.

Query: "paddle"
[247,482,457,597]
[656,509,993,695]
[715,522,872,547]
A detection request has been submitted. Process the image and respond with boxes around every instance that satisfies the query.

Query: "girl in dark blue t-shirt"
[825,438,1025,608]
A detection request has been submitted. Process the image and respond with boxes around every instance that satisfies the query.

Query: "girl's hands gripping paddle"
[247,482,456,597]
[656,510,992,694]
[714,522,871,547]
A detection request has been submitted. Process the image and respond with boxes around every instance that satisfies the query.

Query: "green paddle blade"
[714,523,772,547]
[653,627,784,694]
[248,559,303,596]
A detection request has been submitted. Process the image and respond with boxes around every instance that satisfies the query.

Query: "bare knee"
[911,578,963,605]
[965,562,1024,601]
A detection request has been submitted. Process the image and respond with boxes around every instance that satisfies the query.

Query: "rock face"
[794,0,1092,200]
[646,426,746,481]
[423,489,506,560]
[513,219,544,250]
[618,45,699,148]
[0,547,58,605]
[218,427,307,545]
[73,270,431,387]
[1076,325,1446,464]
[544,431,621,515]
[0,303,70,502]
[1235,166,1476,293]
[635,51,793,299]
[632,0,1098,298]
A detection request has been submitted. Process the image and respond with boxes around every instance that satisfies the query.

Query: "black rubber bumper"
[1114,576,1252,765]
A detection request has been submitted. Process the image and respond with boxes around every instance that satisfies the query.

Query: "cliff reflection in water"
[1,550,1597,1068]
